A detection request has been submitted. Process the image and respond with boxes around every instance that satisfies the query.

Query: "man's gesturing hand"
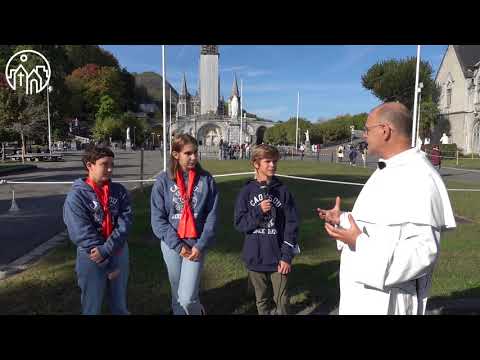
[324,214,362,249]
[317,196,342,225]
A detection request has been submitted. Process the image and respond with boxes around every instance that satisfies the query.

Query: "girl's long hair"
[169,133,204,180]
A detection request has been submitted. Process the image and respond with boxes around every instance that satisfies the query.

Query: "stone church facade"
[173,45,273,146]
[434,45,480,154]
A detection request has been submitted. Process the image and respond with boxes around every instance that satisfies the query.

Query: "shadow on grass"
[200,260,340,315]
[428,287,480,314]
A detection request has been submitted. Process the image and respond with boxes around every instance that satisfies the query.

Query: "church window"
[446,88,452,108]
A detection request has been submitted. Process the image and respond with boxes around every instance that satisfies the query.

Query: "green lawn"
[442,158,480,170]
[0,160,479,314]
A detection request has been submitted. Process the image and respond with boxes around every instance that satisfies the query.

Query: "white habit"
[336,148,456,315]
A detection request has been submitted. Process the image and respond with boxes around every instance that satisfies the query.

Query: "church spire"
[181,72,189,97]
[231,73,239,98]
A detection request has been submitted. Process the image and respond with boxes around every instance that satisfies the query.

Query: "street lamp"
[46,85,53,154]
[133,126,136,147]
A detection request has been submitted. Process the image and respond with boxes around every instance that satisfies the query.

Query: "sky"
[100,45,447,122]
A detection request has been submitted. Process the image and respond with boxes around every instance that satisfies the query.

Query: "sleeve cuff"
[174,242,184,254]
[280,243,294,263]
[97,245,111,259]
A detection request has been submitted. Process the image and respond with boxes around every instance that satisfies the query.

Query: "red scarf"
[85,177,113,240]
[175,168,198,239]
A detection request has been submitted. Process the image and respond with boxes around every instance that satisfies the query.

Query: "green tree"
[120,112,149,146]
[265,117,313,145]
[418,100,440,140]
[96,95,120,121]
[66,64,133,125]
[0,84,45,163]
[361,57,440,111]
[92,116,121,143]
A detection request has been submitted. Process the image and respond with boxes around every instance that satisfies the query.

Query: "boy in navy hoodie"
[63,145,132,315]
[234,144,300,315]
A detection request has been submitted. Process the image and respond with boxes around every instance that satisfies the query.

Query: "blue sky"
[101,45,447,122]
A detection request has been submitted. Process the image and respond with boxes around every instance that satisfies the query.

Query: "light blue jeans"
[160,241,206,315]
[75,244,129,315]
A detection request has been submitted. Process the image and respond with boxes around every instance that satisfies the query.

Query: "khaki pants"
[248,270,289,315]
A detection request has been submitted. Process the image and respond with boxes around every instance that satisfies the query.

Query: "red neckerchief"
[175,168,198,239]
[85,177,113,240]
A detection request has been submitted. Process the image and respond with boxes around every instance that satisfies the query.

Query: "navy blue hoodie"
[234,176,299,272]
[63,178,133,260]
[151,170,219,253]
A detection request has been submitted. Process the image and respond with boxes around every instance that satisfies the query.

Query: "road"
[0,150,164,266]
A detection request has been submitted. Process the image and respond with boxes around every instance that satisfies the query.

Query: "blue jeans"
[75,244,130,315]
[160,241,206,315]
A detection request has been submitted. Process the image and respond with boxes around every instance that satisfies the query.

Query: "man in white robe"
[317,102,456,315]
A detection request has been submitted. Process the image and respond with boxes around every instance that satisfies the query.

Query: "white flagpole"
[169,89,172,151]
[295,91,299,150]
[240,79,243,146]
[162,45,167,172]
[411,45,421,148]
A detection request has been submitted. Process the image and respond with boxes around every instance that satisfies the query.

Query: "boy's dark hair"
[82,144,114,170]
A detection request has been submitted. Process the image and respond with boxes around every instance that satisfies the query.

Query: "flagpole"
[162,45,167,172]
[411,45,421,148]
[238,80,243,148]
[295,91,299,150]
[240,79,243,146]
[169,89,172,151]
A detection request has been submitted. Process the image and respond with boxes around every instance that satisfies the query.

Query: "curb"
[0,230,68,281]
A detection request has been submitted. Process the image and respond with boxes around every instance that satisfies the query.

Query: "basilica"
[173,45,273,146]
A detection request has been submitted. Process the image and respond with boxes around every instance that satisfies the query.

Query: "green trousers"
[248,270,289,315]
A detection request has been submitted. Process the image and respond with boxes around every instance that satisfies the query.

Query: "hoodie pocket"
[242,234,260,265]
[259,236,281,265]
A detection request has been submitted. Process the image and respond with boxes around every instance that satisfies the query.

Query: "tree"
[63,45,119,74]
[11,45,73,143]
[120,112,149,146]
[0,83,45,163]
[418,100,440,140]
[361,57,440,111]
[96,95,120,121]
[265,117,313,145]
[92,116,121,143]
[66,64,133,125]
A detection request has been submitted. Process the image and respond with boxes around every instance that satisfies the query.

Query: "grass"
[442,158,480,170]
[0,159,479,314]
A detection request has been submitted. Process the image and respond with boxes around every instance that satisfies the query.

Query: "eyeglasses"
[363,123,386,134]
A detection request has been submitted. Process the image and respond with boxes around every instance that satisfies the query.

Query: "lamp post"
[47,85,53,154]
[133,126,136,147]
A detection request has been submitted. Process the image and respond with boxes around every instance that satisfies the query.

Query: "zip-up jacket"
[63,178,133,260]
[151,170,219,253]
